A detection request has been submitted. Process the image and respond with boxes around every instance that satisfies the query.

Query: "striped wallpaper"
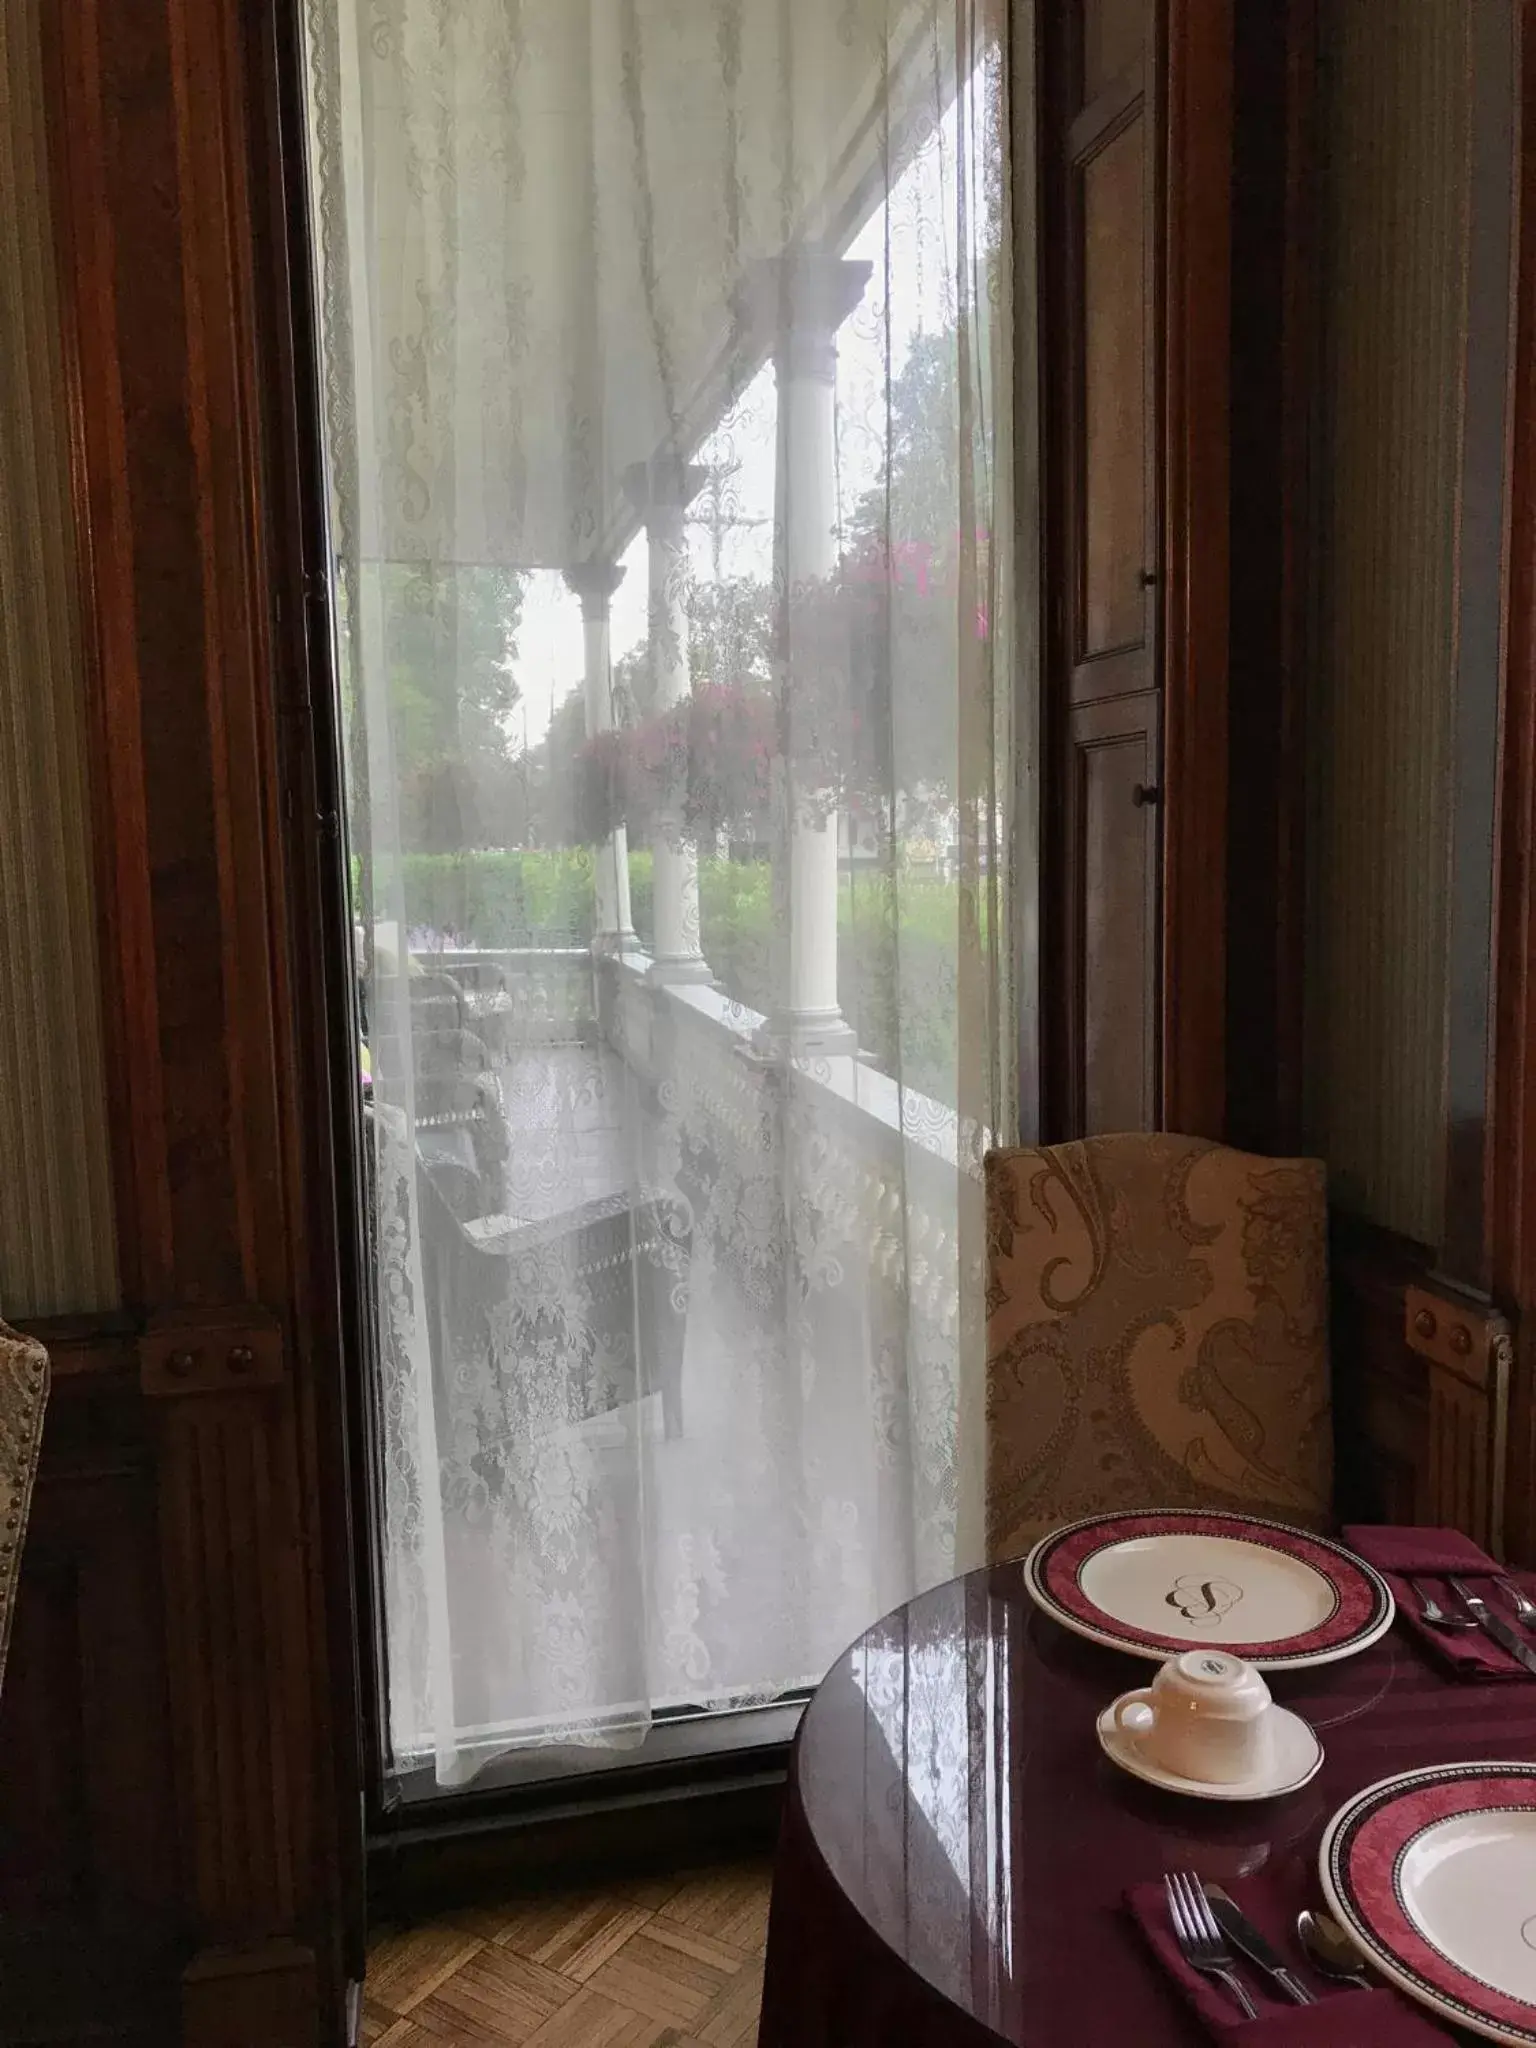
[0,0,119,1315]
[1303,0,1473,1247]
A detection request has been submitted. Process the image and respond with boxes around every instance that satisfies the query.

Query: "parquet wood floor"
[362,1861,774,2048]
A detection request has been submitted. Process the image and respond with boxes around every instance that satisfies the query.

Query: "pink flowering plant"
[567,545,990,843]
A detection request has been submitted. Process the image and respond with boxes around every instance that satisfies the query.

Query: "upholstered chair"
[0,1318,48,1695]
[984,1134,1331,1562]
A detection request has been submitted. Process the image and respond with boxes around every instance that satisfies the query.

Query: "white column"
[626,457,712,985]
[750,249,871,1055]
[564,560,637,954]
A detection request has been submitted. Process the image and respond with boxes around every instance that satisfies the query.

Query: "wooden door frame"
[26,0,364,2032]
[1492,0,1536,1563]
[1224,0,1316,1159]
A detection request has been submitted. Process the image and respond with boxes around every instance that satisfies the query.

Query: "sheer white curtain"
[303,0,1020,1786]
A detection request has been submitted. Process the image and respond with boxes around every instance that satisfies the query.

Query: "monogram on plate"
[1166,1575,1244,1628]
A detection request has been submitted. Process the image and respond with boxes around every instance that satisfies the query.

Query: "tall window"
[302,0,1022,1789]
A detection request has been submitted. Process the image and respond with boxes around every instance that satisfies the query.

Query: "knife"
[1204,1885,1315,2005]
[1449,1576,1536,1675]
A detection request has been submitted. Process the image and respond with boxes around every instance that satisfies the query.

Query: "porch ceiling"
[341,0,952,571]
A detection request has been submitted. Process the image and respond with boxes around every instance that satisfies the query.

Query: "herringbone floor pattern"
[361,1861,774,2047]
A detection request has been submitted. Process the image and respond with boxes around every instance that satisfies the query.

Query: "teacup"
[1112,1650,1275,1785]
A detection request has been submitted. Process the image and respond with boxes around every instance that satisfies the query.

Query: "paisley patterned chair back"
[984,1134,1331,1562]
[0,1319,49,1695]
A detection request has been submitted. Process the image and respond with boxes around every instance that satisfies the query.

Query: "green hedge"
[697,863,970,1102]
[373,848,607,946]
[375,849,968,1103]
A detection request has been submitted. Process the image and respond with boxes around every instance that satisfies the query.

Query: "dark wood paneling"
[1225,0,1314,1158]
[26,0,359,2035]
[1080,0,1145,106]
[0,1393,175,1930]
[1044,0,1161,1139]
[1080,116,1149,667]
[372,1772,786,1928]
[250,0,373,1978]
[155,1382,316,1940]
[1329,1220,1430,1529]
[16,1313,140,1383]
[1491,0,1536,1568]
[1159,0,1232,1142]
[1044,0,1235,1145]
[1072,693,1159,1134]
[1441,0,1519,1289]
[0,1377,181,2045]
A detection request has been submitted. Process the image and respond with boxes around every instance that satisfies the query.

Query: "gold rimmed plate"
[1022,1508,1394,1670]
[1320,1762,1536,2045]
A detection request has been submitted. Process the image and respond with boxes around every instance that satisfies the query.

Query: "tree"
[689,576,774,691]
[520,685,591,847]
[384,562,525,852]
[847,328,972,564]
[842,325,992,806]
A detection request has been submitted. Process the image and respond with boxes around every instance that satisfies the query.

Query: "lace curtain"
[302,0,1023,1786]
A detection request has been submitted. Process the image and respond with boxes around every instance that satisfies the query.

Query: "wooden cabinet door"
[1043,0,1233,1141]
[1047,0,1161,1135]
[1071,692,1160,1137]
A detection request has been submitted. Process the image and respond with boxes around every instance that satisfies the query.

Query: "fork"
[1499,1576,1536,1628]
[1410,1578,1479,1630]
[1165,1871,1258,2019]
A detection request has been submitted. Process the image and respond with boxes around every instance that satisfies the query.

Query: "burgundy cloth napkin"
[1126,1879,1455,2043]
[1343,1523,1536,1681]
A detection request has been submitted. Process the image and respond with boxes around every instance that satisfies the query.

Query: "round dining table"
[756,1556,1536,2046]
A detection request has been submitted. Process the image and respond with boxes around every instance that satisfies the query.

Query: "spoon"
[1409,1578,1479,1630]
[1297,1909,1371,1988]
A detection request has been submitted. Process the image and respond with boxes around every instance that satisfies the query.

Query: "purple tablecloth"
[758,1559,1536,2047]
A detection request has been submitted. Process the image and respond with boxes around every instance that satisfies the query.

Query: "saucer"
[1096,1697,1324,1801]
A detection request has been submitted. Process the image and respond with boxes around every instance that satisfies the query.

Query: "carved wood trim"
[156,1391,315,1936]
[140,1310,283,1400]
[13,1310,140,1382]
[1404,1282,1511,1555]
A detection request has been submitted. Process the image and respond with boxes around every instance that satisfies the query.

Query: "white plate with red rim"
[1320,1761,1536,2045]
[1021,1508,1394,1669]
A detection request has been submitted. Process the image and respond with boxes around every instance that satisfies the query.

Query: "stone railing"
[600,951,980,1372]
[409,937,982,1579]
[408,944,982,1297]
[409,940,979,1312]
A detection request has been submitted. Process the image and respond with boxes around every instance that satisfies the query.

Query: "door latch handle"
[1132,783,1161,808]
